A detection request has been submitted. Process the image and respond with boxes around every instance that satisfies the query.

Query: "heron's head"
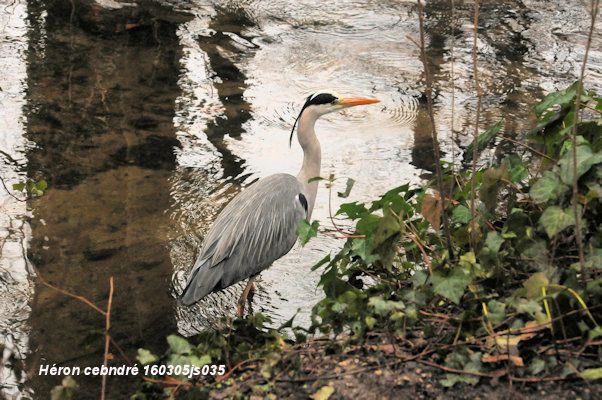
[289,91,380,146]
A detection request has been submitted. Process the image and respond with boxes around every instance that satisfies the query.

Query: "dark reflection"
[412,0,543,172]
[199,5,258,182]
[24,1,186,397]
[411,1,457,172]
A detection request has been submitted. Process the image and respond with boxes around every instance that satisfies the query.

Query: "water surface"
[0,0,600,397]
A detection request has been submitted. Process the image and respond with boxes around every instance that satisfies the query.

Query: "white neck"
[296,109,321,219]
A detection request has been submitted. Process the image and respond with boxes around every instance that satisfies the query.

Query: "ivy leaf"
[311,254,331,271]
[440,350,482,387]
[336,202,368,219]
[370,206,401,250]
[311,385,335,400]
[452,205,471,224]
[50,376,79,400]
[559,144,602,184]
[190,354,212,367]
[581,368,602,380]
[503,154,528,182]
[464,120,503,163]
[297,220,319,246]
[351,237,377,263]
[12,182,25,191]
[487,299,506,325]
[538,206,575,238]
[368,295,404,316]
[479,165,509,213]
[528,358,546,375]
[440,373,479,387]
[523,272,549,299]
[137,348,159,365]
[431,267,471,304]
[36,179,48,191]
[167,335,192,355]
[337,178,355,198]
[485,231,504,253]
[530,171,569,203]
[534,82,578,116]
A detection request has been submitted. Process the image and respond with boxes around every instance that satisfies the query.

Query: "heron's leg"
[236,276,256,318]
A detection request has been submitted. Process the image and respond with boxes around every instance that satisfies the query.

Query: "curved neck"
[296,109,321,218]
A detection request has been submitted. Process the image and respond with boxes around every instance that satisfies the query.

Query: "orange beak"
[338,97,381,107]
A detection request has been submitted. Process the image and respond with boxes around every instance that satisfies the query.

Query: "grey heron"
[180,92,380,317]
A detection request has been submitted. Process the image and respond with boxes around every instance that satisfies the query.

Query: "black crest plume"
[289,93,337,147]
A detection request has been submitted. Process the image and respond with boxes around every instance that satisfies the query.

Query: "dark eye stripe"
[308,93,337,105]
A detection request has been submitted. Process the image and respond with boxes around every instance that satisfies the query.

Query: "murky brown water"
[0,0,600,397]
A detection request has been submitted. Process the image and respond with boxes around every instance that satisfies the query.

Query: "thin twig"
[499,135,556,162]
[571,0,599,288]
[100,277,114,400]
[469,0,482,250]
[34,266,106,316]
[327,179,361,238]
[415,0,455,260]
[449,0,458,193]
[417,359,501,378]
[0,175,26,202]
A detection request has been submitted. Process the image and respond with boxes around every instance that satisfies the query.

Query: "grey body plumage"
[180,174,306,305]
[180,92,379,313]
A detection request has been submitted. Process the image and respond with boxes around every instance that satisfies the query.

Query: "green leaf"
[368,296,404,316]
[50,377,79,400]
[137,348,159,364]
[581,368,602,380]
[538,206,575,238]
[337,202,368,219]
[523,272,549,299]
[311,385,335,400]
[431,267,471,304]
[166,335,192,355]
[559,145,602,184]
[589,326,602,341]
[351,237,377,263]
[440,350,482,387]
[534,82,578,116]
[485,231,504,253]
[479,165,509,213]
[308,176,325,183]
[528,358,546,375]
[36,179,48,190]
[452,205,471,224]
[530,171,569,203]
[487,300,506,325]
[297,219,319,246]
[12,182,25,191]
[464,120,503,163]
[440,373,479,387]
[311,254,331,271]
[356,213,380,235]
[337,178,355,198]
[370,206,401,249]
[190,354,212,367]
[504,154,528,182]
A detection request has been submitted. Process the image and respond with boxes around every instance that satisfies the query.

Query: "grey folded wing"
[180,173,307,305]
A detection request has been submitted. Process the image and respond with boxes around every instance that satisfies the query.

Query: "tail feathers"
[180,259,222,306]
